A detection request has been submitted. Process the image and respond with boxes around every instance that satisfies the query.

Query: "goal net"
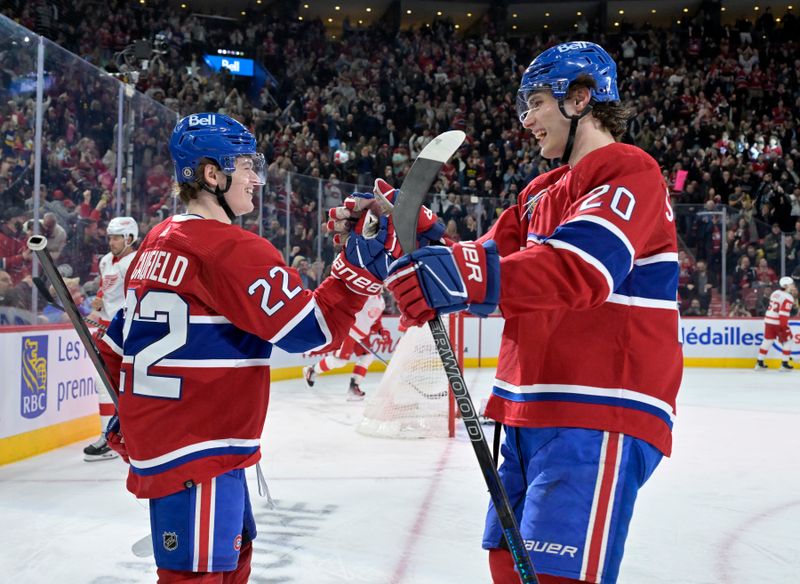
[357,314,461,439]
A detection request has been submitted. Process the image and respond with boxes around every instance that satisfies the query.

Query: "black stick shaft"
[27,235,119,408]
[428,316,538,583]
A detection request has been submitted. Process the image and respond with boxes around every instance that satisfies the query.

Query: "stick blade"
[393,130,466,254]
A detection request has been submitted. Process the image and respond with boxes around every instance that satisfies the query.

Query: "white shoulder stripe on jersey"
[607,293,678,311]
[101,334,123,356]
[565,215,635,261]
[189,315,232,324]
[307,302,334,353]
[155,358,271,368]
[129,437,261,469]
[545,239,614,297]
[634,252,679,266]
[493,379,676,420]
[269,299,317,345]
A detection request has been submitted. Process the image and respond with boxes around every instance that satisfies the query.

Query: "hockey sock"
[488,548,520,584]
[352,364,367,382]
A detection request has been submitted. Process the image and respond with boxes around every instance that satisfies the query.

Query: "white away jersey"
[97,251,136,320]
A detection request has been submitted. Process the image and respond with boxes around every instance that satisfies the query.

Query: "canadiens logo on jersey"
[163,531,178,551]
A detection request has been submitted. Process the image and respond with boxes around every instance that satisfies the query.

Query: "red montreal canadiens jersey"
[99,215,363,498]
[480,143,683,456]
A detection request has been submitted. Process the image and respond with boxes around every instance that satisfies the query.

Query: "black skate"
[303,365,316,387]
[780,361,793,372]
[754,359,768,370]
[347,379,365,401]
[83,436,118,462]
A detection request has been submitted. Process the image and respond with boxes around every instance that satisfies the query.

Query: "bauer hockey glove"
[386,240,500,326]
[331,222,395,295]
[327,178,445,247]
[104,414,130,463]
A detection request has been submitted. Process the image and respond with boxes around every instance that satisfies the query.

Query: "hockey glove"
[331,219,397,295]
[386,240,500,326]
[327,178,446,248]
[104,414,130,463]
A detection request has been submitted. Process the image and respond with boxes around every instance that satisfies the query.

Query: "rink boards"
[0,317,794,464]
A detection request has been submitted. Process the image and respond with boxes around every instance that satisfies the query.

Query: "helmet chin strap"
[557,99,594,165]
[200,174,236,221]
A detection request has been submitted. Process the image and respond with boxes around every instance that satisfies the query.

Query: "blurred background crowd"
[1,0,799,324]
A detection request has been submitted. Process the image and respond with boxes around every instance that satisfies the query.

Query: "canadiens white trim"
[580,432,623,582]
[493,379,676,421]
[101,334,123,356]
[566,215,635,262]
[171,214,205,222]
[192,478,217,572]
[606,293,678,311]
[545,239,614,297]
[307,303,334,353]
[634,252,678,266]
[155,358,270,368]
[269,300,317,344]
[189,315,232,324]
[129,438,261,469]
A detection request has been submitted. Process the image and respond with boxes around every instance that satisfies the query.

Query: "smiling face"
[521,90,572,160]
[209,156,265,217]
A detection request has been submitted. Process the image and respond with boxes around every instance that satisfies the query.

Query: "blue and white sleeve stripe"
[272,299,332,353]
[545,216,634,294]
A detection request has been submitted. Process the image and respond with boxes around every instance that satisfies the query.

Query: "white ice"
[1,367,798,584]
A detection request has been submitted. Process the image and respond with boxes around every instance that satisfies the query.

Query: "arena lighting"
[577,11,582,16]
[366,7,372,12]
[334,5,340,10]
[619,9,624,14]
[298,15,303,20]
[652,9,657,13]
[467,12,472,17]
[437,11,442,16]
[406,9,412,14]
[512,13,518,17]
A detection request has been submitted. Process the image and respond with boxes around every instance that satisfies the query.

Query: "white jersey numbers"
[122,290,189,399]
[248,267,302,316]
[579,184,636,221]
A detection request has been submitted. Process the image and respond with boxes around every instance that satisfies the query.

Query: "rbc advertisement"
[1,328,98,439]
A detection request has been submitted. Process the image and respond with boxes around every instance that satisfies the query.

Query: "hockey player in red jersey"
[96,113,390,583]
[381,42,682,583]
[83,216,138,462]
[303,293,389,400]
[756,276,797,370]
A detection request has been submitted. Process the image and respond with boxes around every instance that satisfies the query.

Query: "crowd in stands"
[1,0,799,323]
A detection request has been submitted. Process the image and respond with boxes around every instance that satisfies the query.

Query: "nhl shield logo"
[163,531,178,551]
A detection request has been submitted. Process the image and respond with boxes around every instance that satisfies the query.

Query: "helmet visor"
[515,78,571,123]
[221,153,266,186]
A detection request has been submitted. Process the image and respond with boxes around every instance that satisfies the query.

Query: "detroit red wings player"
[756,276,798,370]
[83,216,138,462]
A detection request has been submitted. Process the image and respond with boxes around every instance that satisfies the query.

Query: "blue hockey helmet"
[516,41,620,123]
[169,113,265,184]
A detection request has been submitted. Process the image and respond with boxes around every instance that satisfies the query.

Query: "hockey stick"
[27,235,119,408]
[32,275,108,332]
[392,139,539,583]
